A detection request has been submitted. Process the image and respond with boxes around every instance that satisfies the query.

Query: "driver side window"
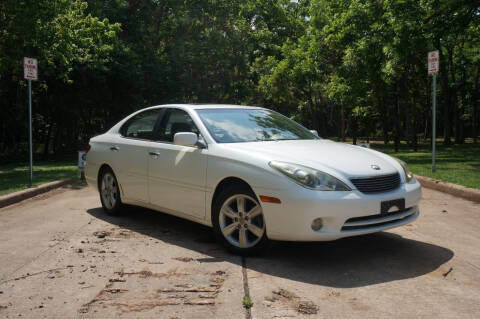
[157,108,199,143]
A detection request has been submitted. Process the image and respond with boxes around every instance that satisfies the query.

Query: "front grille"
[350,173,400,194]
[341,208,416,231]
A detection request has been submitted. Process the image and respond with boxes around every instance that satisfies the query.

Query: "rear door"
[148,108,208,219]
[114,108,163,203]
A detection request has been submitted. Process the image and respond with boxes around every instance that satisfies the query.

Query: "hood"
[222,139,400,179]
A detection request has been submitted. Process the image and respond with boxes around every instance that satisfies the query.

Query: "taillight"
[85,144,91,154]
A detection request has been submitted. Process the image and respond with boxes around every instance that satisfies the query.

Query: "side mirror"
[310,129,319,137]
[173,132,198,147]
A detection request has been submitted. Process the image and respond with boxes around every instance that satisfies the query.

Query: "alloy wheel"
[219,194,265,249]
[101,172,118,210]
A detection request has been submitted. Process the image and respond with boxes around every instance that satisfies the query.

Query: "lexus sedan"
[85,104,421,254]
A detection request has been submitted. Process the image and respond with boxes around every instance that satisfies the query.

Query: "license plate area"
[381,198,405,214]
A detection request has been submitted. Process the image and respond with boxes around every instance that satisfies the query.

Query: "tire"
[212,184,269,255]
[98,167,123,215]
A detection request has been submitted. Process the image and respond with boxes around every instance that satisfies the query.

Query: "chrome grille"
[350,173,400,194]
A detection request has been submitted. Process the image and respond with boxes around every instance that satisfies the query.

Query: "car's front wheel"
[212,185,269,255]
[99,168,123,215]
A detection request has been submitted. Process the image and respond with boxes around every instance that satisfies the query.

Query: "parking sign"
[24,57,38,81]
[428,51,439,74]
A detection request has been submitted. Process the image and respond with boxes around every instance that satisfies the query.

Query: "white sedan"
[85,104,421,254]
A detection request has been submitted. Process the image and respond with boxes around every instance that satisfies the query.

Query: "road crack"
[242,256,252,319]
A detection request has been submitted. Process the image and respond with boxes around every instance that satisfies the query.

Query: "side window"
[120,109,161,140]
[157,108,199,143]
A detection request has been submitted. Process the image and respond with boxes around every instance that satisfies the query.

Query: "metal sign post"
[24,57,38,186]
[428,50,439,173]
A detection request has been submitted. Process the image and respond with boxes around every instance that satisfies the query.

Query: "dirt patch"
[93,230,110,239]
[115,267,191,279]
[80,268,228,315]
[173,257,194,262]
[266,288,318,315]
[296,301,318,315]
[273,288,297,299]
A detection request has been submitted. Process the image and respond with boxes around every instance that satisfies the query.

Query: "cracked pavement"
[0,185,479,318]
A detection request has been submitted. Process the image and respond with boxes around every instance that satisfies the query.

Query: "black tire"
[98,167,123,215]
[212,184,269,255]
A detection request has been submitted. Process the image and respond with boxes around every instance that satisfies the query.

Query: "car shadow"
[86,205,454,288]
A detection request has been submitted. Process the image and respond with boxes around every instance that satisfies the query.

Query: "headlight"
[394,158,414,182]
[269,161,351,191]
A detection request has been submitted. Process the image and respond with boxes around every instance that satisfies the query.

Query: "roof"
[149,104,263,110]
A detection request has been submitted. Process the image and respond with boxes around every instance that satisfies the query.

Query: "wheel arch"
[211,176,257,217]
[97,163,113,190]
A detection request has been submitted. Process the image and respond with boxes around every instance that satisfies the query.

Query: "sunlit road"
[0,185,478,318]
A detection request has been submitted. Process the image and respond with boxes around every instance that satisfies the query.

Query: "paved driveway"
[0,185,478,318]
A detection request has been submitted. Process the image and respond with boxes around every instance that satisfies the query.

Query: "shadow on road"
[87,205,453,288]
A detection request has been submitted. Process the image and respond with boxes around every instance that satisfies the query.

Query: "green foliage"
[0,0,479,163]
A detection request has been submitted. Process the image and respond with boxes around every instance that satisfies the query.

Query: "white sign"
[78,151,86,172]
[24,57,38,81]
[428,50,439,74]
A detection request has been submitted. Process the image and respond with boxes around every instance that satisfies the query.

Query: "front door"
[148,108,208,219]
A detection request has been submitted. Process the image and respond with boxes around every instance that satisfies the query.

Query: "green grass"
[1,141,478,196]
[0,161,81,196]
[242,296,254,309]
[369,141,480,189]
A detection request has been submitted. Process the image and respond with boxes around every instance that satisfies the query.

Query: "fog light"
[311,218,323,231]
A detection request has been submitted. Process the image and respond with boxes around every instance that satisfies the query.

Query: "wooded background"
[1,0,479,162]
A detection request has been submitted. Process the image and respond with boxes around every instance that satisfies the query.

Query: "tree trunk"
[340,101,346,142]
[394,83,400,152]
[474,61,480,143]
[448,46,463,144]
[438,42,452,145]
[43,122,52,159]
[412,90,418,152]
[378,95,388,144]
[351,112,358,145]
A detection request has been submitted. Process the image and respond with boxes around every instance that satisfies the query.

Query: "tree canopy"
[0,0,478,161]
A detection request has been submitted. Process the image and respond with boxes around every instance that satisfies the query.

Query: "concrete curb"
[0,179,72,209]
[415,175,480,203]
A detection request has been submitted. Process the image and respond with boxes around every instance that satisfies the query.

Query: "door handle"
[149,151,160,156]
[110,146,119,151]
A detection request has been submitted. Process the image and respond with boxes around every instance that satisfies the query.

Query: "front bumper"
[255,179,422,241]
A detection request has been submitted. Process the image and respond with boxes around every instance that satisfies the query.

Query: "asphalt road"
[0,185,479,318]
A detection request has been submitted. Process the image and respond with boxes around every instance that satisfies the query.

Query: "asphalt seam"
[242,256,252,319]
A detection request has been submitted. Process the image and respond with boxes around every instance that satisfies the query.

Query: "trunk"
[448,47,463,144]
[306,83,320,133]
[340,101,346,142]
[474,61,480,143]
[52,123,61,157]
[43,122,52,159]
[438,41,452,145]
[394,83,400,152]
[378,95,388,144]
[351,113,358,145]
[424,75,430,141]
[424,117,428,141]
[412,90,418,152]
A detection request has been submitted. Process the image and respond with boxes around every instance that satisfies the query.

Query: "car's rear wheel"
[99,168,123,215]
[212,185,269,255]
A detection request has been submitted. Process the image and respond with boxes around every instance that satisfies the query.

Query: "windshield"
[196,108,319,143]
